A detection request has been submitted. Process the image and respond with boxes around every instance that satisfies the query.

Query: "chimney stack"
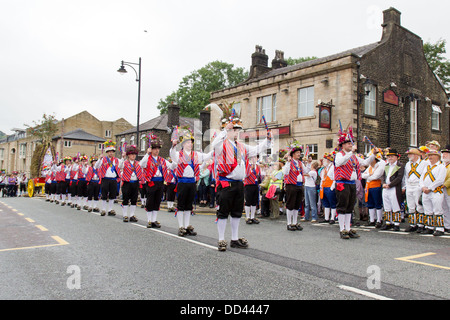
[248,45,272,79]
[272,50,288,69]
[381,7,401,42]
[167,103,180,129]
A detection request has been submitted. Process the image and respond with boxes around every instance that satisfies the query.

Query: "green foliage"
[423,38,450,91]
[157,61,248,118]
[286,56,318,66]
[24,113,58,145]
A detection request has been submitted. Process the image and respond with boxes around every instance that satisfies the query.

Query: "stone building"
[115,104,207,159]
[0,110,133,176]
[209,7,449,160]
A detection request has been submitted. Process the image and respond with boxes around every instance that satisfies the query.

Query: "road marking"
[25,218,35,223]
[395,252,450,270]
[131,223,218,250]
[35,225,48,231]
[338,285,393,300]
[0,236,69,252]
[17,213,24,216]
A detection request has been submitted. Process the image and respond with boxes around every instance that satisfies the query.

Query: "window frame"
[297,86,315,118]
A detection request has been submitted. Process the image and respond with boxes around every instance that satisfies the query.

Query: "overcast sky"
[1,0,449,135]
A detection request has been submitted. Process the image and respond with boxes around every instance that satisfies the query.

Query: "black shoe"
[348,229,360,238]
[186,225,197,236]
[416,226,424,233]
[108,210,116,216]
[129,216,138,222]
[433,230,444,237]
[246,219,253,224]
[329,220,336,225]
[380,223,393,230]
[295,223,303,231]
[340,231,350,239]
[218,240,227,252]
[178,227,187,237]
[123,216,128,222]
[404,225,418,232]
[151,221,161,228]
[287,224,296,231]
[367,221,376,227]
[393,225,400,232]
[230,238,248,249]
[252,218,260,224]
[421,228,434,235]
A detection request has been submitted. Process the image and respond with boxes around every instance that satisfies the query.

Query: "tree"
[25,113,58,178]
[24,113,58,146]
[423,38,450,91]
[157,61,248,117]
[286,56,318,66]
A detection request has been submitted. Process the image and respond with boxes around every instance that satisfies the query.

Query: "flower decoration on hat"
[287,139,303,156]
[103,140,116,152]
[80,155,88,161]
[425,140,441,149]
[426,149,441,157]
[126,145,139,155]
[219,101,243,129]
[177,126,195,144]
[63,156,72,162]
[418,146,429,154]
[323,152,336,161]
[145,132,162,148]
[337,121,354,147]
[89,155,98,163]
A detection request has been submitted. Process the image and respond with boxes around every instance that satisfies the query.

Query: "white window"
[0,148,4,160]
[98,143,103,150]
[257,94,277,123]
[19,144,26,159]
[364,85,377,116]
[64,141,72,148]
[431,105,441,131]
[305,144,318,160]
[298,86,315,117]
[105,130,112,138]
[233,102,242,116]
[140,135,146,152]
[410,100,418,147]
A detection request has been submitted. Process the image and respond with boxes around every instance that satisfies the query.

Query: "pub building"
[209,7,449,158]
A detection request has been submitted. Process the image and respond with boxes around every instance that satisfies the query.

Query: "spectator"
[304,161,319,222]
[197,164,210,207]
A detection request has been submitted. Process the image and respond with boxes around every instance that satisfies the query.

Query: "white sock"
[101,200,106,211]
[324,207,330,221]
[217,218,227,241]
[331,209,336,220]
[88,200,93,208]
[286,209,292,225]
[146,211,152,222]
[245,206,250,219]
[292,210,299,225]
[369,209,376,222]
[250,206,256,219]
[345,214,352,231]
[108,200,114,212]
[129,205,136,217]
[230,217,240,241]
[376,209,383,223]
[122,205,128,217]
[152,211,158,222]
[338,215,345,231]
[177,211,184,227]
[184,211,191,227]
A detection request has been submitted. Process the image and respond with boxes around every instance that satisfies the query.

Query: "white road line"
[131,223,218,250]
[338,285,393,300]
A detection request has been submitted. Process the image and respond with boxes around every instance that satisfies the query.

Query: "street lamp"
[117,57,141,151]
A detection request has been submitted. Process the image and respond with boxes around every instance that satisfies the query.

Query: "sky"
[1,0,449,135]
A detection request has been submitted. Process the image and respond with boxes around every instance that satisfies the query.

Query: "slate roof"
[117,114,200,135]
[53,129,105,142]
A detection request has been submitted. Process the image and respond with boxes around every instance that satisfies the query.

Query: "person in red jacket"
[119,145,144,222]
[94,141,121,216]
[86,156,101,212]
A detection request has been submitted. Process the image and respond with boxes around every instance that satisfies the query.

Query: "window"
[19,144,26,159]
[0,148,4,160]
[410,100,418,146]
[98,143,103,150]
[233,102,242,116]
[105,130,112,138]
[305,144,318,160]
[64,141,72,148]
[140,135,147,152]
[431,105,441,131]
[257,94,277,123]
[364,85,377,116]
[298,86,315,117]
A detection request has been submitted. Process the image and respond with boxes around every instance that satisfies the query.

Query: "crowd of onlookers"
[0,171,29,197]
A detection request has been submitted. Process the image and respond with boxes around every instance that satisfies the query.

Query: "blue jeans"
[304,186,318,221]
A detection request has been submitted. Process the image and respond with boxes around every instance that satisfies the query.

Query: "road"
[0,196,449,302]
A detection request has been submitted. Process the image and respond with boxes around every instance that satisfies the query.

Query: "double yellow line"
[396,252,450,270]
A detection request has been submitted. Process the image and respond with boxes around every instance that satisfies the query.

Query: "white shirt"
[419,162,446,191]
[335,151,375,181]
[211,129,270,181]
[362,160,386,182]
[282,159,310,183]
[403,158,427,188]
[304,169,317,187]
[140,154,171,178]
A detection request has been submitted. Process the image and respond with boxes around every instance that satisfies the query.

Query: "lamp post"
[117,57,141,151]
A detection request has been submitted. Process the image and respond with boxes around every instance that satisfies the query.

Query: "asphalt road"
[0,196,449,302]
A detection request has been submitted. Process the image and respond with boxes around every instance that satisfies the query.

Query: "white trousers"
[405,185,424,213]
[382,187,400,212]
[422,191,444,215]
[442,190,450,229]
